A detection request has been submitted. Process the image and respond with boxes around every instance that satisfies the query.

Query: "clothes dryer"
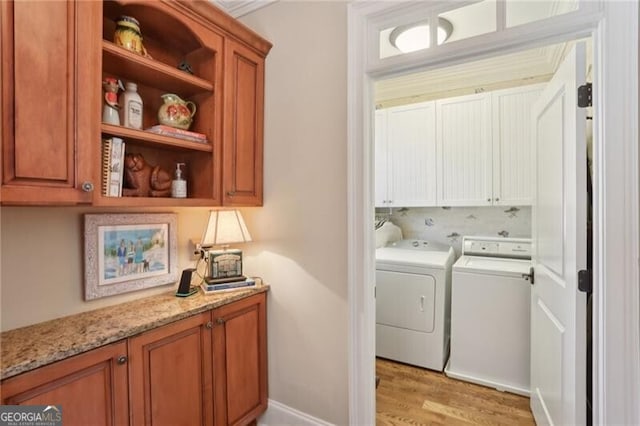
[376,239,455,371]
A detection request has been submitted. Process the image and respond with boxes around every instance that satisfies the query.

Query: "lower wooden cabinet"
[129,311,214,426]
[0,341,129,426]
[0,293,268,426]
[213,293,268,426]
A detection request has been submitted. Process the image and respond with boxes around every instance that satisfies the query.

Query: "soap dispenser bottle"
[171,163,187,198]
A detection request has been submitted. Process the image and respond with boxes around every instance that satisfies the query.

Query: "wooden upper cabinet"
[1,0,271,207]
[0,1,100,204]
[213,292,267,426]
[0,341,129,426]
[128,312,214,426]
[223,39,266,206]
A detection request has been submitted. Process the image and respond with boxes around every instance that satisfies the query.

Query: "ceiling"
[375,42,571,108]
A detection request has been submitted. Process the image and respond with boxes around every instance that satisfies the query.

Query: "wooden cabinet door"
[491,84,544,206]
[129,312,214,426]
[387,101,437,207]
[0,341,128,426]
[436,93,492,206]
[213,293,267,426]
[222,39,265,206]
[0,1,100,204]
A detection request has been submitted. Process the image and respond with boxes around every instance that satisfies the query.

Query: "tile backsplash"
[375,206,531,256]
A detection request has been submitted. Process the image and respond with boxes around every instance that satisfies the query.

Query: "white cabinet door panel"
[492,85,544,206]
[375,109,389,207]
[387,102,437,207]
[436,94,492,206]
[530,43,586,426]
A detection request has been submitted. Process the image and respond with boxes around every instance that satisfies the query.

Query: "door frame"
[346,2,640,425]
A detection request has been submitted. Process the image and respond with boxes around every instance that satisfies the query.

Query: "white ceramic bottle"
[120,82,143,129]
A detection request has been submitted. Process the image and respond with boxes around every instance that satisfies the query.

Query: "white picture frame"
[84,213,178,300]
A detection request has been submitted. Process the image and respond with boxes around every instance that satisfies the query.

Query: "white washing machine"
[445,236,532,396]
[376,239,455,371]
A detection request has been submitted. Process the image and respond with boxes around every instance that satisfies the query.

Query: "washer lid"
[376,246,453,269]
[453,255,531,277]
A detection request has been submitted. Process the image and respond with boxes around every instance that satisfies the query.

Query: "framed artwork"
[84,213,178,300]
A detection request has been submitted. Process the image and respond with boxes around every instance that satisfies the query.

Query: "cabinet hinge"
[578,269,592,293]
[578,83,592,108]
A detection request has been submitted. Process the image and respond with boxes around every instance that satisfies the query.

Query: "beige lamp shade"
[201,210,252,248]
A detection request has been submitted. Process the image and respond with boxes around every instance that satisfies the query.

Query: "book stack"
[145,125,208,144]
[200,277,256,294]
[101,137,125,197]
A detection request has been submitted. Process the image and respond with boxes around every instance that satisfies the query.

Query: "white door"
[530,43,587,425]
[436,93,492,206]
[491,84,544,206]
[374,109,389,207]
[387,102,437,206]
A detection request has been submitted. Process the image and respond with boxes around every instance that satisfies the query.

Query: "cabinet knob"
[117,355,127,365]
[216,318,225,325]
[81,181,94,192]
[227,191,235,197]
[487,198,491,202]
[206,321,213,329]
[495,197,500,202]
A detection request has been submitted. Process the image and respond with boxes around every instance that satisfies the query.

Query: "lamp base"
[205,248,244,282]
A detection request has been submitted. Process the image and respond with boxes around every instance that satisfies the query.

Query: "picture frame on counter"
[84,213,178,300]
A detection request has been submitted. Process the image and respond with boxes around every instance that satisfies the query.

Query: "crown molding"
[209,0,277,18]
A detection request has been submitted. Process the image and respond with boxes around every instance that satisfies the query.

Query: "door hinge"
[578,83,592,108]
[522,267,534,285]
[578,269,592,293]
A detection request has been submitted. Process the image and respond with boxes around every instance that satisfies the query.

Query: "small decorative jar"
[157,94,197,130]
[102,77,122,125]
[114,15,148,57]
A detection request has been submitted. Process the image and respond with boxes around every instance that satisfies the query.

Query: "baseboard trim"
[258,399,334,426]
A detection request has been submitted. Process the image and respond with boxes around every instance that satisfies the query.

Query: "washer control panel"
[462,237,531,259]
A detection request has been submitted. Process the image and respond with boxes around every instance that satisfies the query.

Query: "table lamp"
[199,209,252,284]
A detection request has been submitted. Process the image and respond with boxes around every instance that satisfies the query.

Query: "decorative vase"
[102,77,123,125]
[114,15,149,57]
[157,94,197,130]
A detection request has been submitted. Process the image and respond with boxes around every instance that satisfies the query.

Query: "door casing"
[347,2,640,425]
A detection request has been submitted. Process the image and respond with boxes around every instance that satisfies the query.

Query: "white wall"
[240,3,349,424]
[378,206,532,256]
[0,207,211,330]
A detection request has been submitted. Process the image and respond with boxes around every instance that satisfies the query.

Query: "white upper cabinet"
[491,84,544,205]
[375,102,437,207]
[375,83,542,208]
[374,109,389,207]
[436,93,493,206]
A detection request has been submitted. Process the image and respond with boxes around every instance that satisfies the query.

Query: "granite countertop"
[0,284,269,380]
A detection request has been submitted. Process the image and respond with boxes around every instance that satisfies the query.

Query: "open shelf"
[101,123,212,152]
[102,41,213,97]
[95,196,218,207]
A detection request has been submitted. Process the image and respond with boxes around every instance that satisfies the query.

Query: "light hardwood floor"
[376,358,535,425]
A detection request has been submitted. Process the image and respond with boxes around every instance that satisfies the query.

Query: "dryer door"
[376,270,435,333]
